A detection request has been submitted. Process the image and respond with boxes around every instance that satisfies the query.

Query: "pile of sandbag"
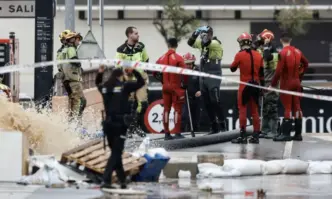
[196,159,332,178]
[18,155,86,185]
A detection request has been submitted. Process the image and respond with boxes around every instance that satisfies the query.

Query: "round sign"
[144,99,176,134]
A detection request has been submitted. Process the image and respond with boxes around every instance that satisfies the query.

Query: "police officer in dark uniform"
[96,65,145,189]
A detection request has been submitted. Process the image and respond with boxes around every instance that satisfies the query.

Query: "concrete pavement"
[4,133,332,199]
[174,134,332,161]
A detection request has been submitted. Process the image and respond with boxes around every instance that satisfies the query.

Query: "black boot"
[120,183,127,189]
[264,119,279,139]
[208,120,219,135]
[163,131,174,141]
[259,132,267,138]
[231,129,248,144]
[273,119,292,142]
[219,120,227,132]
[260,117,270,138]
[248,132,260,144]
[174,133,185,139]
[292,118,303,141]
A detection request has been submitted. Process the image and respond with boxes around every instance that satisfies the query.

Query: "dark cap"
[281,31,292,39]
[167,37,178,48]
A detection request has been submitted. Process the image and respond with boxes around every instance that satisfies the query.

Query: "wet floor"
[7,134,332,199]
[16,174,332,199]
[176,134,332,161]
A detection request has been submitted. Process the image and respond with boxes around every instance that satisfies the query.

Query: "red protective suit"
[230,49,264,132]
[271,46,309,119]
[271,46,308,119]
[156,49,187,134]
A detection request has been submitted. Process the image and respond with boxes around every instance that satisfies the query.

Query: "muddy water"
[0,96,102,157]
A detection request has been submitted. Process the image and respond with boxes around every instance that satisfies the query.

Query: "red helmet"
[183,53,196,64]
[260,29,274,40]
[237,32,252,47]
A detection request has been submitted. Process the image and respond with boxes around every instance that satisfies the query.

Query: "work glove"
[193,26,210,37]
[198,26,209,32]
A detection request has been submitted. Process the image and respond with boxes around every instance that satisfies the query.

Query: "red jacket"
[271,46,309,88]
[155,49,187,89]
[230,49,264,84]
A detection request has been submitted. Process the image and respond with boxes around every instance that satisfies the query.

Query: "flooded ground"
[3,174,332,199]
[2,133,332,199]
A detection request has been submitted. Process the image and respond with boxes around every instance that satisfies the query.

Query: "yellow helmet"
[64,31,83,41]
[59,29,72,40]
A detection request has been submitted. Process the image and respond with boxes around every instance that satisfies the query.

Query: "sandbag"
[281,159,309,174]
[178,170,191,178]
[307,161,332,174]
[223,159,265,176]
[262,160,284,175]
[197,163,241,178]
[19,157,66,185]
[198,163,220,170]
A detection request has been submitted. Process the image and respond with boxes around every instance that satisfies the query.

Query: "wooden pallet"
[60,139,147,181]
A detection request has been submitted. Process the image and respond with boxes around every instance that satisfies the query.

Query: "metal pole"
[87,0,92,31]
[9,32,16,102]
[185,89,195,137]
[65,0,75,30]
[99,0,104,52]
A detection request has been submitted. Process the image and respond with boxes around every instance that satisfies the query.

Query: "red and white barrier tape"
[0,58,331,102]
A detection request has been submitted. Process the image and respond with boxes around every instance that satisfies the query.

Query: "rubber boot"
[260,117,270,138]
[174,133,185,139]
[292,118,303,141]
[264,119,278,139]
[248,132,260,144]
[162,130,174,141]
[120,183,127,189]
[273,119,292,142]
[231,129,248,144]
[207,120,219,135]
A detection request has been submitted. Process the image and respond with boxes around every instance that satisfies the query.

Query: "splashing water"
[0,96,103,158]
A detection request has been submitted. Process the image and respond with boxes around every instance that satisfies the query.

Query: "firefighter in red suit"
[230,33,265,144]
[154,38,187,140]
[270,32,309,142]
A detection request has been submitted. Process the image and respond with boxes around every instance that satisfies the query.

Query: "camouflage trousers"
[68,81,86,119]
[126,72,149,131]
[261,91,279,134]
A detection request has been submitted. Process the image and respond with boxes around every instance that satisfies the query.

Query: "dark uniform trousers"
[102,121,126,184]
